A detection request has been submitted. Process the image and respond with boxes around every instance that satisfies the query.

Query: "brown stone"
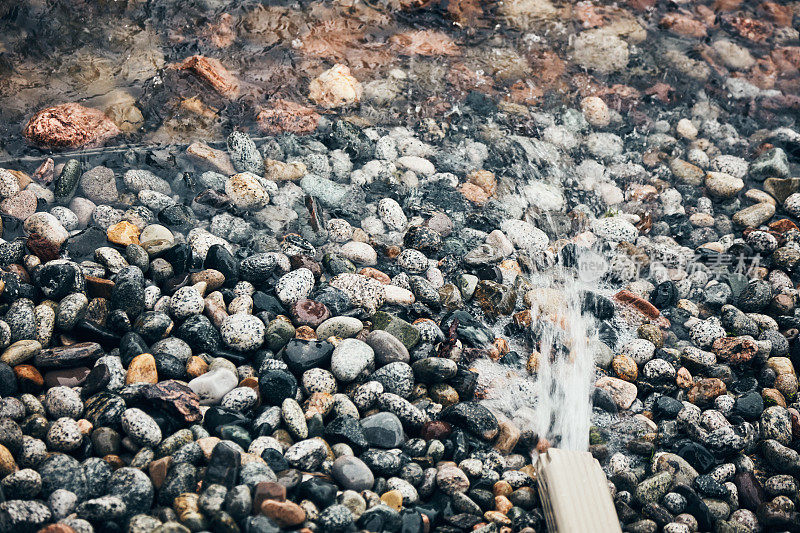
[24,103,120,149]
[295,326,317,340]
[380,490,404,511]
[461,182,491,204]
[190,270,225,291]
[14,364,43,391]
[613,290,660,319]
[253,481,287,513]
[0,443,17,477]
[26,232,62,262]
[660,13,707,38]
[468,170,497,197]
[240,376,260,395]
[176,55,240,99]
[769,219,798,233]
[257,99,321,135]
[186,356,209,379]
[85,276,115,299]
[126,353,158,385]
[788,407,800,439]
[35,342,103,369]
[676,367,693,389]
[767,357,795,376]
[612,354,638,382]
[37,525,76,533]
[148,456,172,489]
[775,373,798,399]
[763,387,787,407]
[140,380,202,423]
[686,378,726,405]
[711,336,758,364]
[359,267,391,285]
[104,455,125,469]
[493,480,513,497]
[260,500,306,527]
[429,383,459,407]
[106,221,140,246]
[303,392,334,419]
[493,415,521,455]
[43,367,89,388]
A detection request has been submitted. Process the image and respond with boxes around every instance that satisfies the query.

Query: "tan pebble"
[126,353,157,384]
[485,510,512,525]
[196,437,221,459]
[581,96,610,127]
[308,64,362,109]
[107,221,141,246]
[689,213,715,227]
[676,118,698,140]
[745,189,776,205]
[461,182,491,204]
[190,269,225,291]
[468,170,497,196]
[380,490,404,511]
[186,356,209,378]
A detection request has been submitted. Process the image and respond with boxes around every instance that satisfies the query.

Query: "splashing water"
[478,246,617,453]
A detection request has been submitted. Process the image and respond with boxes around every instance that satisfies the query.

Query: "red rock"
[711,336,758,364]
[420,420,453,440]
[176,55,240,99]
[769,219,799,233]
[26,233,63,262]
[261,500,306,527]
[253,481,287,513]
[613,290,660,319]
[721,14,773,42]
[37,525,76,533]
[148,456,172,489]
[659,13,707,38]
[23,103,120,149]
[14,364,43,391]
[257,99,321,135]
[290,299,330,328]
[686,378,726,405]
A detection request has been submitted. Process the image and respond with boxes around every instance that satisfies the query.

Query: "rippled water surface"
[3,0,791,161]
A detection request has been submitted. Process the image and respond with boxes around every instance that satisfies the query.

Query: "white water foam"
[477,247,622,453]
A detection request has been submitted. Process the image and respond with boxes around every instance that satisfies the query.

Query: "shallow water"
[3,0,784,161]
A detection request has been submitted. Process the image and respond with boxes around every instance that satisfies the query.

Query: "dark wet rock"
[440,402,499,441]
[361,412,405,449]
